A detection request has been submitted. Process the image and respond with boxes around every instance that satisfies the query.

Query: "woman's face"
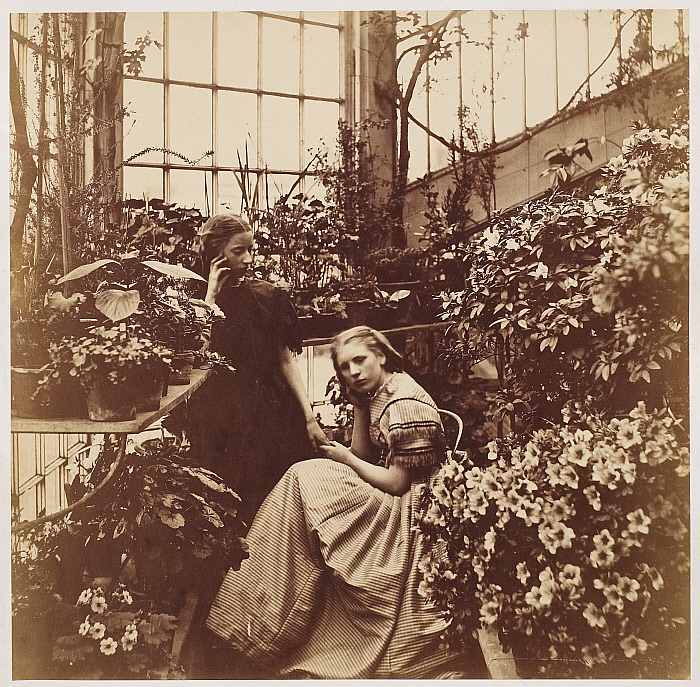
[335,340,388,395]
[220,231,254,278]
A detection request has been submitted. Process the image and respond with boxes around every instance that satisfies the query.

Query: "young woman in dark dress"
[185,213,328,527]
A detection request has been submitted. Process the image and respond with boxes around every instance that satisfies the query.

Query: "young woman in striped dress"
[206,326,475,678]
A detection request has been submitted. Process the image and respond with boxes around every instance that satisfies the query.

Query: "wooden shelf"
[11,367,213,434]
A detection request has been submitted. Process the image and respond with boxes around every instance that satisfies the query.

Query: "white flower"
[77,589,93,605]
[89,622,106,640]
[79,616,91,636]
[516,562,530,585]
[91,595,108,614]
[100,637,118,655]
[483,227,500,248]
[533,262,549,279]
[620,634,648,658]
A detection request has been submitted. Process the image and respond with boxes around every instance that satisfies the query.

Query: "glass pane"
[428,53,460,168]
[217,170,246,216]
[168,13,212,83]
[303,24,340,98]
[302,175,327,202]
[555,10,589,106]
[123,166,164,203]
[408,120,428,181]
[169,85,212,163]
[169,169,212,212]
[461,10,494,142]
[261,96,299,170]
[304,100,340,166]
[123,12,163,79]
[217,90,258,168]
[426,9,453,24]
[261,173,301,207]
[493,10,525,141]
[304,11,339,26]
[525,10,557,127]
[262,17,300,94]
[588,10,618,97]
[122,80,164,162]
[217,11,258,89]
[652,9,680,68]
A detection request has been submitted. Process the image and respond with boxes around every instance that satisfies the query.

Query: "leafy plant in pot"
[55,254,212,386]
[38,324,172,421]
[10,265,90,418]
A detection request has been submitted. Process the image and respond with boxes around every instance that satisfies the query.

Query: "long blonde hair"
[330,326,404,392]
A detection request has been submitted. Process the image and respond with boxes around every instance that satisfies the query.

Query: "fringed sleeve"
[384,397,447,469]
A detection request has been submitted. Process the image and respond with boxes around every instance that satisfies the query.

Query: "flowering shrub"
[417,402,689,678]
[437,108,688,427]
[51,584,184,679]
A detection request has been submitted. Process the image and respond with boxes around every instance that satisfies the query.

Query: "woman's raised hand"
[205,254,231,304]
[346,388,370,410]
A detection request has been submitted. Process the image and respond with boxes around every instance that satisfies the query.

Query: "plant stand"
[11,367,213,530]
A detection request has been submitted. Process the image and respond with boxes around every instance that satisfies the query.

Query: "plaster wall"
[402,76,679,247]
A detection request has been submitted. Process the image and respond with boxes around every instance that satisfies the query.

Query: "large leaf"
[141,260,205,281]
[388,289,411,303]
[56,259,119,284]
[95,289,141,321]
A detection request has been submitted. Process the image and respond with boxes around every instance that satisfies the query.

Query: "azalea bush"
[437,105,688,427]
[417,402,689,678]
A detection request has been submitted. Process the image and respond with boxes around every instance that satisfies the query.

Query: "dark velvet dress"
[185,278,313,527]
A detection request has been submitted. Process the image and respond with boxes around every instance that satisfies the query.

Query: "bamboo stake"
[52,14,74,291]
[34,14,49,268]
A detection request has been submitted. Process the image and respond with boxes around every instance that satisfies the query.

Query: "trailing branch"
[405,10,651,164]
[11,435,127,536]
[9,43,38,270]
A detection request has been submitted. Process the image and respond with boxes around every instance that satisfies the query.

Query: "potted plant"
[323,375,353,444]
[417,402,689,678]
[38,324,172,421]
[12,435,249,679]
[10,265,91,418]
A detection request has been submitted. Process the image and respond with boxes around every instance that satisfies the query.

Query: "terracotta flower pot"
[85,377,137,421]
[169,351,195,385]
[344,299,371,328]
[135,366,166,413]
[11,367,86,419]
[11,367,50,418]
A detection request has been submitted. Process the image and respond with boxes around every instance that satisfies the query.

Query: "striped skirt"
[206,458,460,678]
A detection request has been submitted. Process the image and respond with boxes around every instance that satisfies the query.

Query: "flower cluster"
[41,324,172,391]
[417,403,689,678]
[436,113,688,426]
[52,583,183,678]
[76,586,138,655]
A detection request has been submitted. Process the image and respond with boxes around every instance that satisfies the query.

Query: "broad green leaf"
[141,260,206,281]
[95,289,141,321]
[56,259,119,284]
